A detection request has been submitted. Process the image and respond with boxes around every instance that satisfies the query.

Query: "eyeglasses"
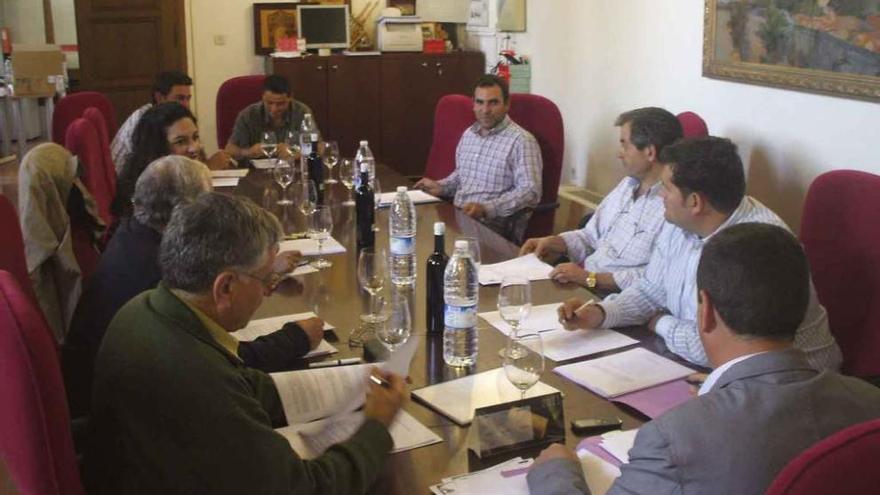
[235,270,283,293]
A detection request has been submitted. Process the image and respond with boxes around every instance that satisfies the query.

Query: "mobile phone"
[570,417,623,436]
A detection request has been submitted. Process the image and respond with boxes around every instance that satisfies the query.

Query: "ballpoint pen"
[369,374,391,389]
[308,357,362,368]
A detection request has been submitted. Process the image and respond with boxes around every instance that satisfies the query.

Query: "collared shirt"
[559,177,665,290]
[227,99,315,148]
[698,352,767,395]
[169,289,242,361]
[438,115,542,240]
[110,103,152,172]
[598,196,842,370]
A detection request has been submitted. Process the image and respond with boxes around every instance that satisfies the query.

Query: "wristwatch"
[585,271,597,289]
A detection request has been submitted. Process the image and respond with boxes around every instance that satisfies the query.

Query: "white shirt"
[559,177,666,290]
[598,196,842,370]
[698,352,767,395]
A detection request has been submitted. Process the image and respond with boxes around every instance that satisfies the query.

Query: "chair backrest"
[508,93,564,207]
[0,196,37,304]
[0,271,86,495]
[65,118,114,228]
[52,92,117,145]
[800,170,880,378]
[677,111,708,138]
[424,94,475,180]
[82,107,118,199]
[216,75,267,148]
[765,418,880,495]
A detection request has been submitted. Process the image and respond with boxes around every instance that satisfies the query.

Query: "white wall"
[2,0,46,44]
[500,0,880,231]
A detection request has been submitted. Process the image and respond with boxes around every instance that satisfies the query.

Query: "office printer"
[376,16,423,52]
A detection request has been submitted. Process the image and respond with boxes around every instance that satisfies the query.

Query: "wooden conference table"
[228,163,683,493]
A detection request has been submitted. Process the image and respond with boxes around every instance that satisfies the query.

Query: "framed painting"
[254,3,304,55]
[703,0,880,102]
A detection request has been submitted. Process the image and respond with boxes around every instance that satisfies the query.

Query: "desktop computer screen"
[297,5,350,50]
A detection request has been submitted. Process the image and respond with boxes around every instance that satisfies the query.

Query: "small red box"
[423,39,445,54]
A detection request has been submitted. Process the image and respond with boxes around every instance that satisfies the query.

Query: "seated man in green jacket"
[85,192,408,495]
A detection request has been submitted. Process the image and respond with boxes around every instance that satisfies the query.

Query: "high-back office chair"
[65,118,115,228]
[0,270,87,495]
[677,111,708,138]
[83,107,118,197]
[216,75,267,148]
[800,170,880,379]
[423,94,475,180]
[765,418,880,495]
[52,91,117,145]
[0,195,37,303]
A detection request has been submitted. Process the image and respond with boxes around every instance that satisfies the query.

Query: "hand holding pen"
[557,298,605,330]
[364,368,408,428]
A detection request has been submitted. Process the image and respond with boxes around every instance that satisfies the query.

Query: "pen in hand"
[369,374,392,389]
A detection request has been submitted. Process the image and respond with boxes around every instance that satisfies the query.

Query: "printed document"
[479,254,553,285]
[554,348,694,398]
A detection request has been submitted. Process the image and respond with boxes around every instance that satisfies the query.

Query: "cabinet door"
[275,57,329,132]
[327,56,381,158]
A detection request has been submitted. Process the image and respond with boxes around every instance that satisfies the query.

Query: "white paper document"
[285,263,318,277]
[210,169,249,178]
[251,158,276,169]
[280,237,346,256]
[430,457,533,495]
[231,312,337,358]
[271,364,373,424]
[211,177,240,188]
[377,189,442,206]
[577,449,622,495]
[478,254,553,285]
[599,429,638,464]
[412,368,561,426]
[554,348,694,398]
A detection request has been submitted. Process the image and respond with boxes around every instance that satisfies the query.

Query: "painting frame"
[703,0,880,102]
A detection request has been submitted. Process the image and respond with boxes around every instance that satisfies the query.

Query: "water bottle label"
[445,304,477,328]
[390,236,415,255]
[302,142,312,155]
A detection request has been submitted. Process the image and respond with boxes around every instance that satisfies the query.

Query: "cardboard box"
[10,44,64,96]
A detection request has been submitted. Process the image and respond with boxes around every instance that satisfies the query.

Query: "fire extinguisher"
[491,49,522,82]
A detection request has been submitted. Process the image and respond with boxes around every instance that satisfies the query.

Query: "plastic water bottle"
[299,113,318,156]
[354,140,375,189]
[390,186,417,285]
[443,240,479,367]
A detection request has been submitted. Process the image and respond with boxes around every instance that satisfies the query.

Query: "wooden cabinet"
[272,51,484,177]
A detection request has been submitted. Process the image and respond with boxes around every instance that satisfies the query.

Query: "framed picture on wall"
[254,3,307,55]
[497,0,526,32]
[703,0,880,102]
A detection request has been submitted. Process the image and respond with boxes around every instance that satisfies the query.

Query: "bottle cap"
[359,140,369,146]
[434,222,445,235]
[397,186,407,193]
[455,240,468,250]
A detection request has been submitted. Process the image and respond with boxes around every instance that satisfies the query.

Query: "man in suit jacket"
[85,192,408,494]
[528,223,880,495]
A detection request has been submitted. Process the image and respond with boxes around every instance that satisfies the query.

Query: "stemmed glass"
[339,158,355,206]
[323,141,339,184]
[298,180,318,218]
[308,205,333,269]
[261,131,278,159]
[503,330,544,399]
[285,129,301,158]
[498,275,532,358]
[272,162,294,205]
[358,248,388,324]
[378,294,411,351]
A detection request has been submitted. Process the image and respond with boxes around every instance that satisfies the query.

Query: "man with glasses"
[558,137,841,371]
[520,107,682,293]
[85,192,408,494]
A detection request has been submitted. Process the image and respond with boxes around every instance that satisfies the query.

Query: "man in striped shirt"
[415,74,542,241]
[558,137,842,370]
[520,107,682,293]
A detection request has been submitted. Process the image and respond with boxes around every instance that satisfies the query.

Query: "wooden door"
[284,57,329,133]
[74,0,186,125]
[327,56,381,158]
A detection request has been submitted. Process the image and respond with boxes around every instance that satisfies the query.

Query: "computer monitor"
[297,4,350,50]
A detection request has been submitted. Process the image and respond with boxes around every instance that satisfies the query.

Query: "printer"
[376,16,423,52]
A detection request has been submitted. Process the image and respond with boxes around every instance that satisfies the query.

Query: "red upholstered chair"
[0,196,36,304]
[800,170,880,379]
[52,91,117,145]
[216,75,266,148]
[423,94,474,180]
[65,118,114,230]
[82,107,117,199]
[677,111,708,138]
[0,270,86,495]
[765,419,880,495]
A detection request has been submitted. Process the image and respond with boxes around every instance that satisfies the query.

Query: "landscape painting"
[704,0,880,101]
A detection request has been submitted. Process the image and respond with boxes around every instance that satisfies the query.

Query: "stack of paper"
[554,348,694,398]
[480,303,638,362]
[412,368,561,425]
[251,158,277,169]
[430,457,533,495]
[210,168,248,188]
[231,312,337,358]
[599,429,638,464]
[377,189,442,206]
[280,237,346,256]
[478,254,553,285]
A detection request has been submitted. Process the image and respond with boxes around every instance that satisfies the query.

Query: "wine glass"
[298,180,318,218]
[503,330,544,399]
[498,275,531,358]
[308,205,333,269]
[378,294,411,351]
[261,131,278,159]
[323,141,339,184]
[272,162,294,205]
[285,129,301,158]
[358,248,388,324]
[339,158,355,206]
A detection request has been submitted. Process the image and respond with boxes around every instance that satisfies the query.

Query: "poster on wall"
[703,0,880,102]
[468,0,491,29]
[497,0,525,32]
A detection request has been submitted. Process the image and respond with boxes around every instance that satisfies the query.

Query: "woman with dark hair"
[112,102,232,219]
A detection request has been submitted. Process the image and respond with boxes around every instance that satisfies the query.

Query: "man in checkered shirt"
[520,107,682,293]
[415,74,542,241]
